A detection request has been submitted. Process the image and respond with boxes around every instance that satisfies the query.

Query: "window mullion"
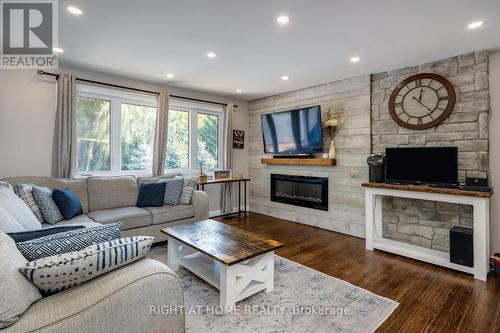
[110,99,122,173]
[191,110,198,171]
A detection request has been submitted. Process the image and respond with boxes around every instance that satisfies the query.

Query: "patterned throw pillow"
[20,236,154,295]
[175,176,199,204]
[8,225,85,243]
[16,223,122,261]
[31,186,64,224]
[159,178,184,205]
[14,184,44,222]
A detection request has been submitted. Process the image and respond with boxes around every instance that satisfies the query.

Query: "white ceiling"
[59,0,500,101]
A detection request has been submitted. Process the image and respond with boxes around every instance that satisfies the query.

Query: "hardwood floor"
[214,212,500,333]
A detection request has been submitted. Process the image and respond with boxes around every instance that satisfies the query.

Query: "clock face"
[388,73,456,130]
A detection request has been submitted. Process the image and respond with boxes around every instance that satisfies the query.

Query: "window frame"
[76,84,158,177]
[167,99,225,174]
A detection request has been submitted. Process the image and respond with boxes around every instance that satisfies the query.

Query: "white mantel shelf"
[362,182,492,281]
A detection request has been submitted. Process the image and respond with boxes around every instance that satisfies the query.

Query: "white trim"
[75,83,158,176]
[168,100,225,172]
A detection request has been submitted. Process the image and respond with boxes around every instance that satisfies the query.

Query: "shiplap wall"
[248,75,371,237]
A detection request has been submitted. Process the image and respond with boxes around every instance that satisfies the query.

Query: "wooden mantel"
[361,182,492,198]
[261,158,336,166]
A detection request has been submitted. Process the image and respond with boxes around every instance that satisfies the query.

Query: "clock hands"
[418,88,424,101]
[412,96,433,112]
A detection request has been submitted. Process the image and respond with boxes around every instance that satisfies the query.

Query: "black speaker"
[367,153,385,183]
[450,226,473,267]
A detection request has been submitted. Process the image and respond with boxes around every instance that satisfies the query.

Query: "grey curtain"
[152,91,169,176]
[52,73,77,178]
[221,105,234,213]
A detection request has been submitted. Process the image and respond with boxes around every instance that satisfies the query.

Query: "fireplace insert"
[270,174,328,211]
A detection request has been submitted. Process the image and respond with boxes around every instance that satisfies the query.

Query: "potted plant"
[323,104,344,159]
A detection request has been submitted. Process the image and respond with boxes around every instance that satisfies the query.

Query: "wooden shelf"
[362,182,492,198]
[261,158,336,166]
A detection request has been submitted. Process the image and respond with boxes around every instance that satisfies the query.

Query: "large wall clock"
[388,73,456,130]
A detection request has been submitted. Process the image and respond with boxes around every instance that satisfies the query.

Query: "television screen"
[261,105,323,154]
[385,147,458,185]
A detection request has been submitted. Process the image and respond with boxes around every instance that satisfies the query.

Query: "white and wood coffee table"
[162,219,284,307]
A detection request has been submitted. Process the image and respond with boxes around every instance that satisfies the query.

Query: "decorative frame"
[214,170,232,180]
[233,130,245,149]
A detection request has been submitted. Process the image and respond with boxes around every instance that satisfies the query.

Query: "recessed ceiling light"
[53,47,64,53]
[468,21,484,29]
[276,15,289,25]
[166,73,174,79]
[281,75,289,81]
[67,6,83,15]
[207,52,217,58]
[236,89,242,93]
[350,56,360,63]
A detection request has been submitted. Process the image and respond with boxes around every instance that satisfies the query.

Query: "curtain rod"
[37,70,237,108]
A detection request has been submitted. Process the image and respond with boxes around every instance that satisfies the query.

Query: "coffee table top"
[161,219,284,266]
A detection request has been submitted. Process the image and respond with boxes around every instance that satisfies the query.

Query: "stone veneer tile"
[373,52,489,251]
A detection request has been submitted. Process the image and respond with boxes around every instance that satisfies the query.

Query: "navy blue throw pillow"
[137,183,166,208]
[8,225,86,243]
[52,189,84,220]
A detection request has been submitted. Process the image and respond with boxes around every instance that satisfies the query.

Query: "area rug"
[148,245,398,333]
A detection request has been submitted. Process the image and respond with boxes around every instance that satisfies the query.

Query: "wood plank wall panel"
[248,75,371,237]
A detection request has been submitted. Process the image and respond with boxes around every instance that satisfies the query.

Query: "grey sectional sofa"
[0,174,207,332]
[1,175,209,243]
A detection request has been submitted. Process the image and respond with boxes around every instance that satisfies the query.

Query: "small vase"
[328,139,336,159]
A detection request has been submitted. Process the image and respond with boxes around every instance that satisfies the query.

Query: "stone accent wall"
[248,76,371,237]
[371,51,490,251]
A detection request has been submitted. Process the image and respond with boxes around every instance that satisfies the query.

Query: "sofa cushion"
[32,186,64,224]
[136,173,182,186]
[144,205,195,225]
[159,178,184,205]
[136,183,166,208]
[52,188,83,219]
[87,176,139,211]
[16,223,123,261]
[0,205,25,233]
[13,183,44,222]
[7,225,85,243]
[0,187,41,231]
[41,215,101,229]
[88,207,152,229]
[1,177,90,214]
[0,231,42,328]
[20,236,154,295]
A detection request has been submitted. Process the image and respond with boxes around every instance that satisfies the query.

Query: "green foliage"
[197,113,218,169]
[165,110,189,170]
[121,103,155,171]
[76,97,111,172]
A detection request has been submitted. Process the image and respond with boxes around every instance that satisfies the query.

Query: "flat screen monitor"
[261,105,323,154]
[385,147,458,185]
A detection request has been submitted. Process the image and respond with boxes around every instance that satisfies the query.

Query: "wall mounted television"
[261,105,323,154]
[385,147,458,186]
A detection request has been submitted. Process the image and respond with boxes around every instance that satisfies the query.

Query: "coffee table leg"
[220,264,236,308]
[167,237,180,271]
[219,252,275,307]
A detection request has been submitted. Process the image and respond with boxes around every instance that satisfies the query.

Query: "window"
[76,85,157,175]
[165,100,224,172]
[76,97,111,172]
[121,103,156,171]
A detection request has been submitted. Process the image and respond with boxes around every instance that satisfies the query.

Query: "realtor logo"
[1,0,58,68]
